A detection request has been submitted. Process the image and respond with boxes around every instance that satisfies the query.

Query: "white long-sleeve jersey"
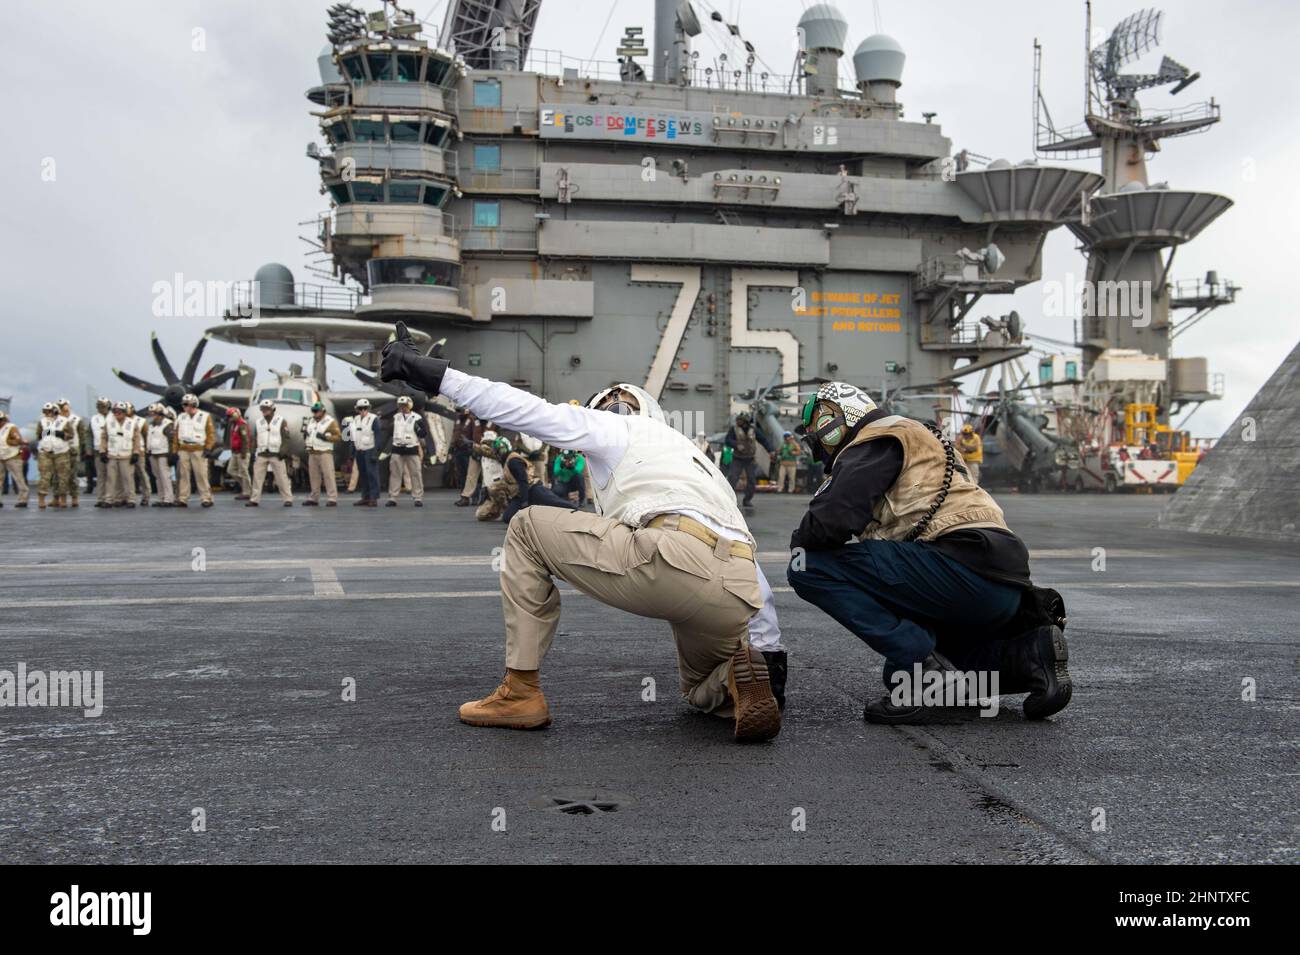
[439,369,782,650]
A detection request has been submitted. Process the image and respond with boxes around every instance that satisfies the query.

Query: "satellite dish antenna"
[983,243,1006,274]
[678,0,702,37]
[1006,310,1023,341]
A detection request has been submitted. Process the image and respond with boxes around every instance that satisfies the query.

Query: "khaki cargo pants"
[177,450,212,504]
[3,457,29,502]
[307,451,337,503]
[105,457,134,505]
[251,454,293,503]
[93,453,107,503]
[387,453,423,502]
[228,452,252,496]
[500,507,763,713]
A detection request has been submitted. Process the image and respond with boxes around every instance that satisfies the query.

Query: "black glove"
[99,452,108,462]
[130,453,139,465]
[168,454,179,467]
[380,321,449,396]
[279,453,289,462]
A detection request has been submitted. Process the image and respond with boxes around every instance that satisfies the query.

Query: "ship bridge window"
[280,389,305,406]
[353,119,385,142]
[256,389,278,404]
[391,120,421,143]
[388,181,421,203]
[473,200,500,227]
[474,144,501,171]
[328,184,350,205]
[350,182,383,202]
[325,122,351,145]
[341,55,365,82]
[368,258,461,288]
[422,183,448,206]
[396,54,420,82]
[473,79,501,107]
[425,57,450,86]
[367,53,394,81]
[423,123,449,147]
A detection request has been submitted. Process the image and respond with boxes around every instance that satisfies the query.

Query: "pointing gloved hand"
[380,321,449,396]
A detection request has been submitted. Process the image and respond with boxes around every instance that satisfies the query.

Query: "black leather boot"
[864,652,960,724]
[760,650,787,710]
[1000,626,1072,719]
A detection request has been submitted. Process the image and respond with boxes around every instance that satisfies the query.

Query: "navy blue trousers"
[355,449,379,502]
[787,539,1022,676]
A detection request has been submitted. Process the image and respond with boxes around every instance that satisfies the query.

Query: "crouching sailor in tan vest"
[786,382,1072,725]
[381,322,785,741]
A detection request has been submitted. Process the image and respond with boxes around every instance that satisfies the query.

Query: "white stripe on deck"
[0,580,1297,610]
[307,561,344,597]
[0,548,1172,575]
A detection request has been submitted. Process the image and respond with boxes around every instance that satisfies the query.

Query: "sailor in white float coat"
[381,321,784,742]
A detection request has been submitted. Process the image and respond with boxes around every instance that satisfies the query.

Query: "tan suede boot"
[728,644,781,743]
[38,494,47,510]
[458,669,551,730]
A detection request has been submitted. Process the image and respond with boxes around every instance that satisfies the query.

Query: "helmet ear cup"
[814,408,845,447]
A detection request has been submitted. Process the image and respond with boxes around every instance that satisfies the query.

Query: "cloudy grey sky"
[3,0,1296,438]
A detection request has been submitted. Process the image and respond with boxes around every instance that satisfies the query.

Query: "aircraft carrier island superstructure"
[238,0,1108,432]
